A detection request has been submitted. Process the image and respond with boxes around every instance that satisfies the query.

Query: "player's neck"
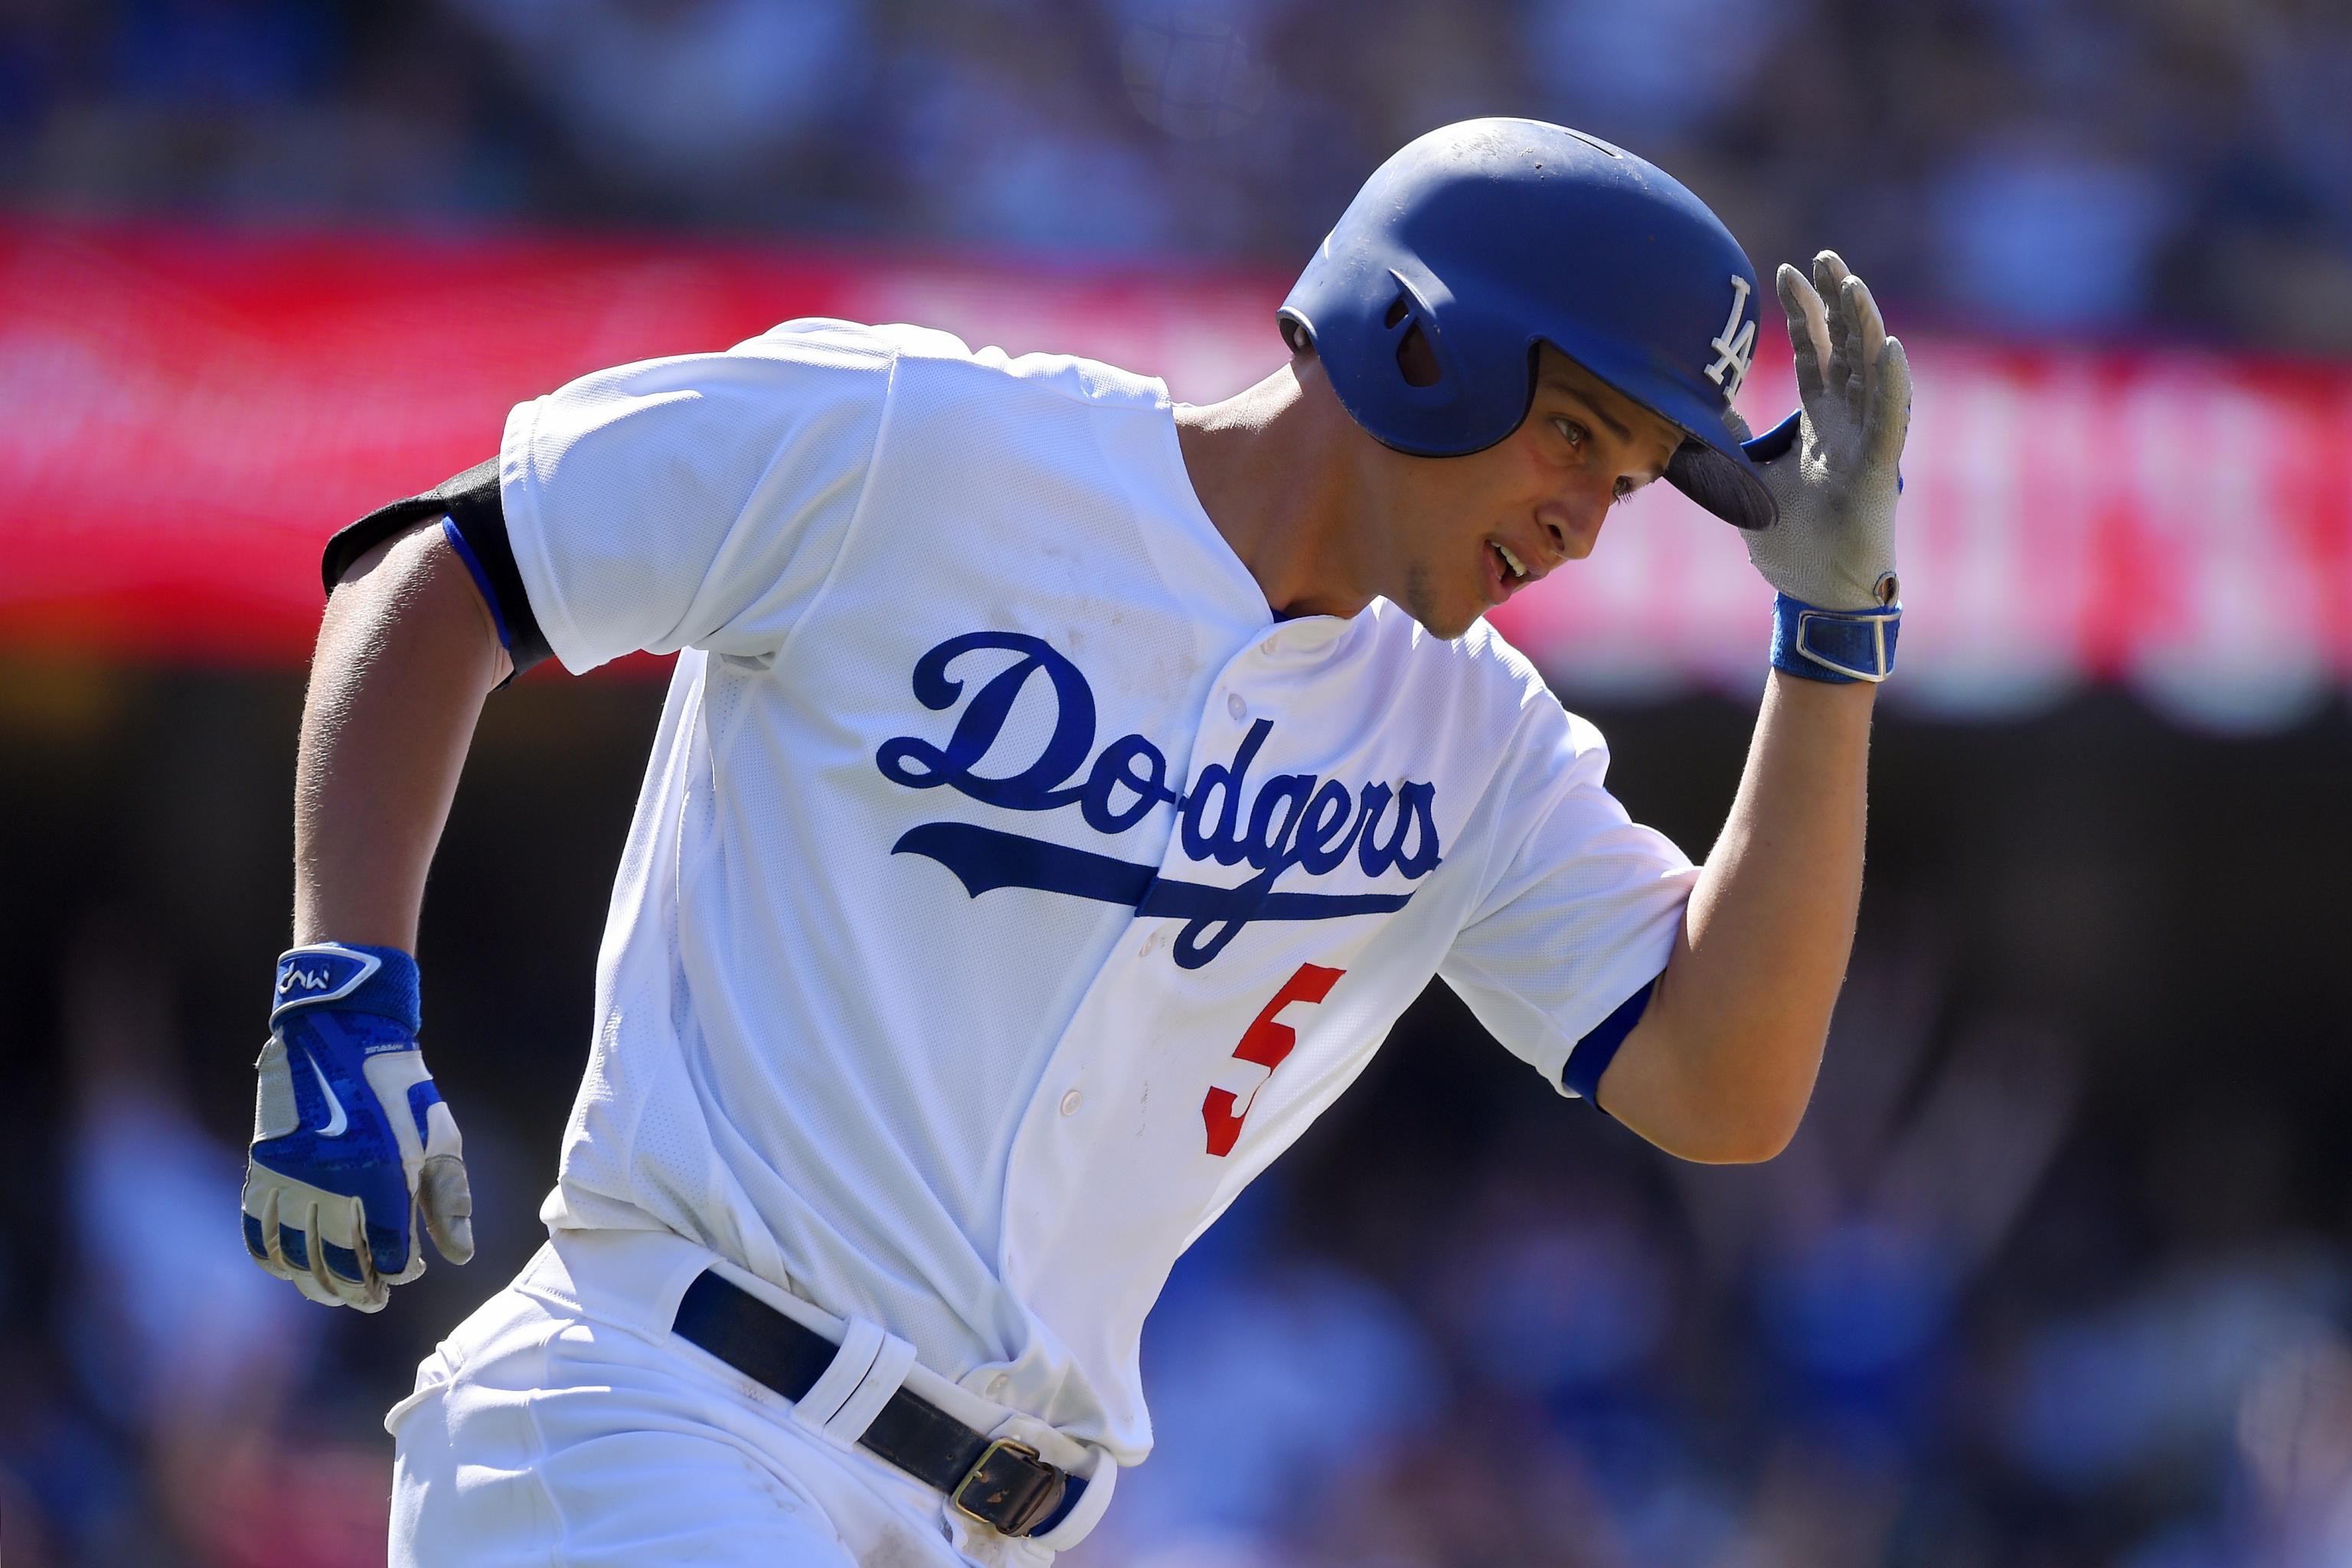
[1174,360,1380,621]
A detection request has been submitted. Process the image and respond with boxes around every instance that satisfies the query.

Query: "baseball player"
[240,119,1909,1566]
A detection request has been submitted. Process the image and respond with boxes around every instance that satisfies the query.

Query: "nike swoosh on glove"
[240,942,472,1311]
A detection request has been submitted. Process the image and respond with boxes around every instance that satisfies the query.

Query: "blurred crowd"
[4,3,2352,1566]
[1083,959,2352,1568]
[4,655,2349,1567]
[10,897,2352,1568]
[1,0,2350,352]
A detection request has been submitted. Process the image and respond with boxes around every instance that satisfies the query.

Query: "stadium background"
[3,1,2350,1564]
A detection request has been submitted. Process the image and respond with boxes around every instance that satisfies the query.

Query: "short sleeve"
[498,318,894,674]
[1440,701,1697,1097]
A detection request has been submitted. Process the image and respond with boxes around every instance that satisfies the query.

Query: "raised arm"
[1597,672,1872,1161]
[1595,250,1912,1163]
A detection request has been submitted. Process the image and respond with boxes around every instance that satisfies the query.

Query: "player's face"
[1373,347,1684,638]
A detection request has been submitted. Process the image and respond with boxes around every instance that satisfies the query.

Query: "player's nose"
[1539,475,1617,558]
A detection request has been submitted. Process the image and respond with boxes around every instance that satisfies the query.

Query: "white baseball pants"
[387,1229,1110,1567]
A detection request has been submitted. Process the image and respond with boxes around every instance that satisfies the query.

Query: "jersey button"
[1226,692,1246,720]
[986,1373,1011,1398]
[1260,636,1278,655]
[1059,1089,1083,1116]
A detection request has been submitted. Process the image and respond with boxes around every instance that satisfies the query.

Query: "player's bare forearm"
[1597,670,1874,1161]
[292,521,510,949]
[1595,248,1907,1164]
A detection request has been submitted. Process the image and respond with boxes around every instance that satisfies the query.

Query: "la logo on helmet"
[1706,275,1756,403]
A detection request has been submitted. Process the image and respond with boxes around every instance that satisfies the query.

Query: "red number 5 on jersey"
[1201,962,1345,1158]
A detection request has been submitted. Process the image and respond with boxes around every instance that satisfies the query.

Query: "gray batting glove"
[1740,250,1913,612]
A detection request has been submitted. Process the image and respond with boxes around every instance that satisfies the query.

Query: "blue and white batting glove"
[240,942,472,1311]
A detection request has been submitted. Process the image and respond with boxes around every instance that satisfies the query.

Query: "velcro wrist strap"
[1770,593,1900,684]
[271,942,420,1031]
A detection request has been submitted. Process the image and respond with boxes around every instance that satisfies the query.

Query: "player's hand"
[1737,250,1912,612]
[240,943,472,1310]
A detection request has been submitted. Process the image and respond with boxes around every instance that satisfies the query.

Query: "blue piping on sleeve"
[1563,975,1658,1107]
[441,513,512,651]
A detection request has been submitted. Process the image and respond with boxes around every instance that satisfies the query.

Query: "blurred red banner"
[5,222,2348,727]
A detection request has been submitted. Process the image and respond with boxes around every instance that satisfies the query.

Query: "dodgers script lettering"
[876,632,1442,968]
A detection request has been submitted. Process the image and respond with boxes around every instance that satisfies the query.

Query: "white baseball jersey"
[498,319,1697,1465]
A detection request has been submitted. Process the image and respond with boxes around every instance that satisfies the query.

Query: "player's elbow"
[1622,1086,1804,1164]
[1665,1102,1805,1165]
[1685,1037,1820,1163]
[1597,1015,1822,1165]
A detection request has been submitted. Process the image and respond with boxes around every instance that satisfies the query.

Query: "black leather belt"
[672,1269,1079,1538]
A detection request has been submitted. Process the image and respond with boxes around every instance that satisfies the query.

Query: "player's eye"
[1553,417,1588,451]
[1612,475,1635,505]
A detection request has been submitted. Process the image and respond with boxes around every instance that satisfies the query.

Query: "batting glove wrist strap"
[242,942,473,1312]
[1770,593,1900,684]
[270,940,420,1029]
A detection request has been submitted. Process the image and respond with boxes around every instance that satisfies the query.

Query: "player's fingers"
[245,1181,290,1279]
[286,1201,340,1306]
[1839,277,1873,416]
[1777,263,1831,408]
[1811,248,1851,296]
[1865,336,1913,466]
[348,1194,391,1311]
[1849,275,1886,411]
[302,1197,376,1310]
[418,1155,476,1266]
[325,1195,388,1308]
[1851,273,1887,369]
[1815,251,1856,398]
[289,1271,345,1307]
[304,1199,339,1299]
[256,1186,299,1280]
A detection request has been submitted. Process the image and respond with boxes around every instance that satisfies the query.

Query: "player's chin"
[1395,564,1490,639]
[1407,594,1488,640]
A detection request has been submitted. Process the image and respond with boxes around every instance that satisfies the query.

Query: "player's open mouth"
[1487,541,1531,603]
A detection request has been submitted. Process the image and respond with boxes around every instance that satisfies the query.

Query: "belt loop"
[787,1316,885,1432]
[820,1329,918,1447]
[1023,1436,1116,1550]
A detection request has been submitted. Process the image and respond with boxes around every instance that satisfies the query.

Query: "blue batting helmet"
[1279,118,1779,530]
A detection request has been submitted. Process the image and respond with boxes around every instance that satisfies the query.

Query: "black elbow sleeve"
[322,459,554,682]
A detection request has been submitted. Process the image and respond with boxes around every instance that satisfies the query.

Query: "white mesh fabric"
[1440,692,1697,1093]
[499,318,897,673]
[505,320,1698,1464]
